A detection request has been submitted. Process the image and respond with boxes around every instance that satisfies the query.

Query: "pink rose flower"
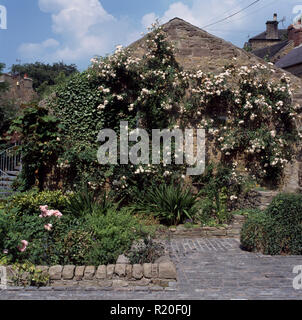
[18,240,28,252]
[44,224,53,231]
[39,206,63,218]
[52,210,63,218]
[39,205,49,217]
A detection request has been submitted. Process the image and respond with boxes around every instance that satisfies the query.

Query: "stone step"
[0,180,14,186]
[5,170,20,176]
[0,191,13,198]
[0,175,17,181]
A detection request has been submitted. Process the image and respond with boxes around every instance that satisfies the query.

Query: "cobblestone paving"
[1,238,302,300]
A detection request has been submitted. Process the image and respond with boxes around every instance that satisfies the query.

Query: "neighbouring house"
[0,73,37,107]
[247,14,289,52]
[275,21,302,78]
[248,14,302,78]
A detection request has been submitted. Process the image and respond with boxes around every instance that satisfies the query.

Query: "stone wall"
[168,214,246,238]
[271,41,295,63]
[6,262,177,289]
[249,39,281,51]
[232,189,280,211]
[0,74,37,107]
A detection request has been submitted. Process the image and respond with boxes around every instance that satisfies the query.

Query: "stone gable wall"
[129,18,302,192]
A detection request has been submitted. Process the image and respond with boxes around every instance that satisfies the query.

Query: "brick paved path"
[1,238,302,300]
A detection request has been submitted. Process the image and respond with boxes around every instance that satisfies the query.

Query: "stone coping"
[167,215,246,238]
[5,261,177,289]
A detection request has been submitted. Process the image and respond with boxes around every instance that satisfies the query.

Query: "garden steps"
[5,171,19,176]
[256,190,279,210]
[0,144,22,198]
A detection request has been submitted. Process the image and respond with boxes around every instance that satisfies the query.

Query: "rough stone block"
[96,265,106,280]
[209,230,227,237]
[151,264,158,278]
[158,262,177,280]
[143,263,152,278]
[5,266,15,280]
[116,254,130,264]
[49,265,63,280]
[83,266,95,280]
[112,279,129,287]
[62,265,75,280]
[98,280,113,287]
[74,266,85,281]
[125,264,132,279]
[78,280,98,287]
[155,256,172,263]
[115,264,126,277]
[35,266,49,276]
[107,265,115,279]
[132,264,143,279]
[129,278,151,286]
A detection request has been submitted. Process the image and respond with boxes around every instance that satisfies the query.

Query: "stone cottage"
[129,17,302,193]
[0,73,37,107]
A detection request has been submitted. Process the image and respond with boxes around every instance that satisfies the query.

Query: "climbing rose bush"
[47,23,301,193]
[182,62,301,183]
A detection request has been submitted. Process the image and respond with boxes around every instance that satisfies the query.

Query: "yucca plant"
[135,182,201,226]
[66,186,116,217]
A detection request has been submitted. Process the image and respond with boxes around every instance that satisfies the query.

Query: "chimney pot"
[273,13,277,21]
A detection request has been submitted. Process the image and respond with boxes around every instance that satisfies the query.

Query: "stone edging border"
[5,261,177,289]
[168,215,246,238]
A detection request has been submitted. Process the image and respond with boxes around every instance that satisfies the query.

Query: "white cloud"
[141,13,159,30]
[162,2,200,26]
[19,38,59,59]
[142,0,247,29]
[18,0,136,67]
[19,0,294,67]
[141,0,265,45]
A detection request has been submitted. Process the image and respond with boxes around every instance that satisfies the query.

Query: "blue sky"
[1,0,302,71]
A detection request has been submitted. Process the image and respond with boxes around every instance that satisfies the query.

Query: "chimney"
[266,13,279,40]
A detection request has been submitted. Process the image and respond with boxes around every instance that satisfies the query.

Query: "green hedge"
[240,193,302,255]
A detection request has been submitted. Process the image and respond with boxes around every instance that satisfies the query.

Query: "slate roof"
[251,40,289,59]
[275,45,302,68]
[249,29,288,41]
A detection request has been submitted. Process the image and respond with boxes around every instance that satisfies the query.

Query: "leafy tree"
[0,63,9,94]
[10,62,78,95]
[0,63,16,146]
[8,105,63,190]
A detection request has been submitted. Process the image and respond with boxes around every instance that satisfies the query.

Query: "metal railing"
[0,144,22,177]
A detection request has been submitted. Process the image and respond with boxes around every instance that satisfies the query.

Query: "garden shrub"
[240,193,302,255]
[10,261,49,287]
[126,234,164,264]
[65,186,117,217]
[84,207,142,265]
[240,211,269,253]
[8,104,62,191]
[7,189,70,216]
[193,163,245,224]
[0,199,147,266]
[265,193,302,226]
[133,182,201,226]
